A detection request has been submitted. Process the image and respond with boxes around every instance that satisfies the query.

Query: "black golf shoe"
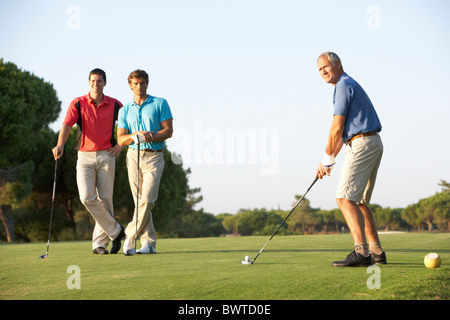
[371,251,387,265]
[93,247,109,255]
[332,250,372,267]
[110,226,125,254]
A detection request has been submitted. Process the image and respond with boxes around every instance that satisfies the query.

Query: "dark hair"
[128,69,149,84]
[89,68,107,82]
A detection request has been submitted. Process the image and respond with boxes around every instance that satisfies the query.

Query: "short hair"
[128,69,149,84]
[318,52,342,68]
[89,68,106,82]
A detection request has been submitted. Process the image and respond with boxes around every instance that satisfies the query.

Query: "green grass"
[0,233,448,300]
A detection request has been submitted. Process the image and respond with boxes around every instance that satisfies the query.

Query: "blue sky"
[1,0,449,215]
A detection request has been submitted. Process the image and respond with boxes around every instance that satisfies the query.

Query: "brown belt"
[345,132,377,145]
[140,149,163,152]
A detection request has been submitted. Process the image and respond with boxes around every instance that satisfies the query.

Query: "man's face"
[89,74,105,94]
[317,56,342,85]
[129,78,148,96]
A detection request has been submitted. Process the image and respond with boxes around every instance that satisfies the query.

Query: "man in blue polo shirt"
[315,52,386,267]
[117,69,173,256]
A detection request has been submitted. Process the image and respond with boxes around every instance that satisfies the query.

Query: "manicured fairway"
[0,233,448,300]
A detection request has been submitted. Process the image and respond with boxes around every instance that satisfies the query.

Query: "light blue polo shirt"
[118,94,173,150]
[333,73,382,142]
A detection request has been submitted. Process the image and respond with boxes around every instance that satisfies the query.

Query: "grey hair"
[318,52,342,68]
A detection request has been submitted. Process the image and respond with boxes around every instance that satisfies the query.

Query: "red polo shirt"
[63,93,123,151]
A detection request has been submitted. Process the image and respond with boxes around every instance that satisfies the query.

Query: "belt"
[140,149,163,152]
[345,132,377,145]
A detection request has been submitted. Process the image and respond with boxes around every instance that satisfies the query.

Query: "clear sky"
[1,0,449,215]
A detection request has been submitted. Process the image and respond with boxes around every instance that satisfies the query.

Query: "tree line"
[1,60,449,243]
[217,180,449,237]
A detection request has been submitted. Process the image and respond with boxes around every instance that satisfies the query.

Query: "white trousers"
[76,150,121,249]
[125,148,165,249]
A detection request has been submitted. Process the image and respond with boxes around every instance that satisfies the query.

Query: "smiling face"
[89,74,106,95]
[317,55,343,86]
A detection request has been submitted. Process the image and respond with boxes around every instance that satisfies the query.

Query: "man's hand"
[52,145,64,160]
[132,131,155,144]
[132,133,146,144]
[316,153,335,179]
[108,144,123,158]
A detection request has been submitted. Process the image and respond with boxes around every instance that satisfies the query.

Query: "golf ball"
[245,256,250,261]
[424,253,441,268]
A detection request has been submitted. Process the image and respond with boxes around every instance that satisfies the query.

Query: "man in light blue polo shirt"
[315,52,386,267]
[117,69,173,255]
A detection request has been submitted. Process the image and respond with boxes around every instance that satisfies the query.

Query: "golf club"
[124,134,144,256]
[39,158,58,259]
[135,135,140,251]
[241,176,319,265]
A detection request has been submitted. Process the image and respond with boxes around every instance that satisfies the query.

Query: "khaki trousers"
[76,150,121,249]
[125,148,165,249]
[336,134,383,204]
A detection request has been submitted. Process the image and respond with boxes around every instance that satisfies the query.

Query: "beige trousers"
[125,148,165,249]
[76,150,121,249]
[336,134,383,204]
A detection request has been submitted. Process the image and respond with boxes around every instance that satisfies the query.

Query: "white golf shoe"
[137,245,156,254]
[123,237,136,256]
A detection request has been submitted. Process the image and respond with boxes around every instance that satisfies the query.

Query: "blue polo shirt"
[118,94,173,150]
[333,73,382,142]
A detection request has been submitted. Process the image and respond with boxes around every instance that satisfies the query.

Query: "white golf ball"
[245,255,250,261]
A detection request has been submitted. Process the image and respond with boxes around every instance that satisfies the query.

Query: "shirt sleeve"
[62,99,80,127]
[333,84,354,117]
[117,107,129,130]
[159,99,173,122]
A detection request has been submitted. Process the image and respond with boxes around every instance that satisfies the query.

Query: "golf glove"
[322,153,335,172]
[132,134,146,144]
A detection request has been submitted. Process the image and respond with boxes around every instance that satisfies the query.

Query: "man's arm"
[149,119,173,142]
[326,115,345,157]
[117,119,173,147]
[117,128,134,147]
[316,115,345,179]
[52,124,72,159]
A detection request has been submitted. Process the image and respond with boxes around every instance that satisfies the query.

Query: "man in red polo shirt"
[52,68,125,254]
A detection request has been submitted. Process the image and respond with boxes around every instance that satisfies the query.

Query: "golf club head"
[38,254,48,259]
[241,260,253,265]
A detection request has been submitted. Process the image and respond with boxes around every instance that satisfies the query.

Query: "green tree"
[0,59,61,242]
[288,197,321,234]
[153,150,190,233]
[438,180,450,193]
[235,208,283,236]
[401,204,421,231]
[0,161,34,242]
[219,213,238,235]
[168,208,223,238]
[416,198,437,232]
[373,207,403,231]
